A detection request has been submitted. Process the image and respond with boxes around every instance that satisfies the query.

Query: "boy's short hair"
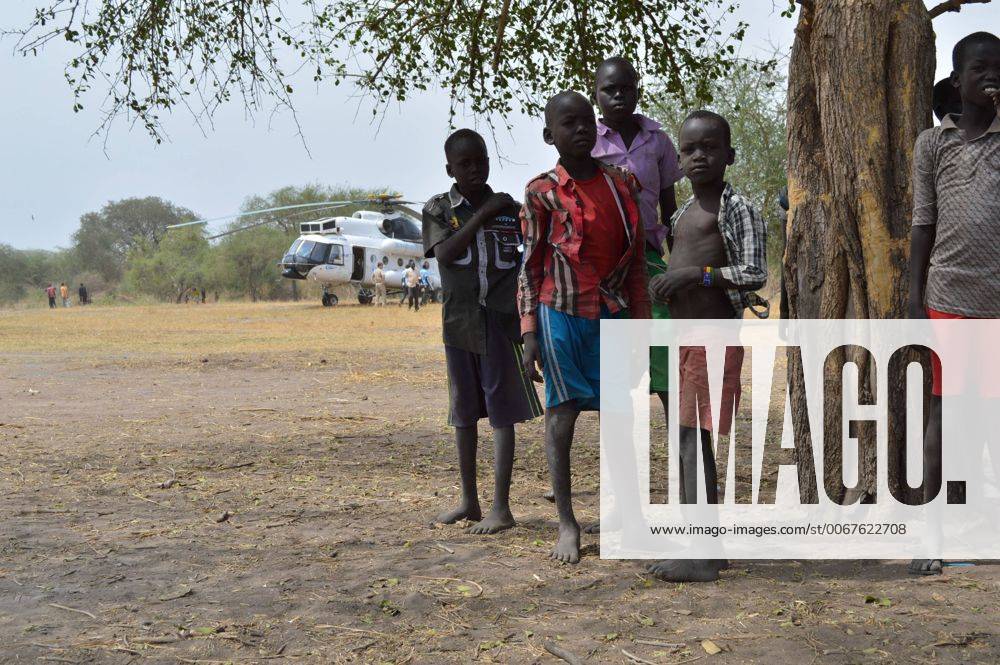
[444,128,487,159]
[952,31,1000,71]
[596,56,638,82]
[682,110,732,147]
[932,78,962,121]
[543,90,590,127]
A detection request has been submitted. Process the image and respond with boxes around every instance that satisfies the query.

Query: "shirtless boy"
[647,110,768,582]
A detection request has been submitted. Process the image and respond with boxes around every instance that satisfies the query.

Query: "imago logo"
[597,319,1000,560]
[658,342,963,507]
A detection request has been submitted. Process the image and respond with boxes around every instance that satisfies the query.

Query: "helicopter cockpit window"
[287,239,303,256]
[327,244,344,265]
[295,240,316,260]
[309,243,331,264]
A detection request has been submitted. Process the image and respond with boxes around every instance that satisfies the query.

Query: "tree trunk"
[784,0,935,503]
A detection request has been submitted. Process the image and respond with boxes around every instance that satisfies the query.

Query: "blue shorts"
[537,304,625,411]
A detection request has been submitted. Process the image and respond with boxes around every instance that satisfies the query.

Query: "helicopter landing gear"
[358,288,374,305]
[321,291,339,307]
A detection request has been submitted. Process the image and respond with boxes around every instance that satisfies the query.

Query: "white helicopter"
[168,194,441,306]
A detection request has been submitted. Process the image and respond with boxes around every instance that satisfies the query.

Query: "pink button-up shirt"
[593,114,683,251]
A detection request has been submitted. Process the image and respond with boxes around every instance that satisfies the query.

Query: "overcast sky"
[0,3,993,250]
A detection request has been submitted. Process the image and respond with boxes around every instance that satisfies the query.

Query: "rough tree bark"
[784,0,936,504]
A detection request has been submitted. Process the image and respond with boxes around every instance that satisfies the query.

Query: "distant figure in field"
[405,261,422,311]
[78,283,89,306]
[419,261,432,304]
[373,262,387,306]
[59,282,70,307]
[200,287,206,304]
[398,263,410,306]
[45,283,56,308]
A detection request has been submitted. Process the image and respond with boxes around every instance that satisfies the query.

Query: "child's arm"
[432,193,516,265]
[625,179,652,319]
[710,199,768,293]
[908,131,937,319]
[518,182,550,382]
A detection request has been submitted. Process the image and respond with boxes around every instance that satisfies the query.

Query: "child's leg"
[647,426,724,582]
[910,395,943,575]
[678,426,718,504]
[546,402,582,563]
[435,424,483,524]
[468,425,516,534]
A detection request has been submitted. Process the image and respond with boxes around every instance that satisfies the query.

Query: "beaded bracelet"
[701,266,714,288]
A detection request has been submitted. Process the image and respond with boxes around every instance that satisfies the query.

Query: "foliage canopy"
[10,0,762,140]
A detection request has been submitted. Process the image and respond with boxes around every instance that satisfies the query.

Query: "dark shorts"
[446,312,543,429]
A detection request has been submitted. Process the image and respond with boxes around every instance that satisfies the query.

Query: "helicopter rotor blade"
[164,200,362,230]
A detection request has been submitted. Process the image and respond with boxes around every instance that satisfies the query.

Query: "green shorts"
[646,247,670,393]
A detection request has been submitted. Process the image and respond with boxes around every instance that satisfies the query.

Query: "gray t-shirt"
[912,113,1000,317]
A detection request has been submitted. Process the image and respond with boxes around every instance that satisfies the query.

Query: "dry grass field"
[1,302,998,664]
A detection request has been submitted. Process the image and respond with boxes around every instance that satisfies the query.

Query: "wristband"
[701,266,714,287]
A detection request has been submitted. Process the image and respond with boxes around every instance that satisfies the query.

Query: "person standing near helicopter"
[373,262,387,306]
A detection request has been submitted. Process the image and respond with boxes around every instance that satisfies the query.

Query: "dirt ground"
[1,302,998,664]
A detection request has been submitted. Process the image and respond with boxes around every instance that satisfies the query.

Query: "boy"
[586,56,683,531]
[647,110,768,582]
[908,31,1000,576]
[423,128,543,535]
[519,91,651,563]
[45,283,56,308]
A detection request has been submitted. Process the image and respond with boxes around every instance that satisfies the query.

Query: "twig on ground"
[48,603,97,620]
[544,641,583,665]
[621,648,658,665]
[132,492,169,507]
[314,624,390,638]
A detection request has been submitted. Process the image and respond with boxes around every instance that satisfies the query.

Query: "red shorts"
[927,307,1000,398]
[678,345,745,435]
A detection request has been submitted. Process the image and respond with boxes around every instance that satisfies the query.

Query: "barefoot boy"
[423,128,543,535]
[908,31,1000,575]
[647,110,768,582]
[519,91,651,563]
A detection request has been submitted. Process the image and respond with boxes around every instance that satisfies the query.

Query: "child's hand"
[483,193,517,221]
[522,332,544,383]
[649,267,701,303]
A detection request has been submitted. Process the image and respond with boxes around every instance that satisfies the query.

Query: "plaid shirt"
[669,183,768,317]
[517,162,652,335]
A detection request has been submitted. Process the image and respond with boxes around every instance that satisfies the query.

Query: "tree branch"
[927,0,991,19]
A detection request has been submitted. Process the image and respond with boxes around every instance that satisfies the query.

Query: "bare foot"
[467,508,516,535]
[583,522,600,534]
[550,524,581,564]
[647,559,721,582]
[909,558,943,575]
[434,503,481,525]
